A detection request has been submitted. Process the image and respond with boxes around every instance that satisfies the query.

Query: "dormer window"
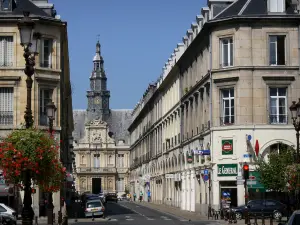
[1,0,12,11]
[269,0,285,12]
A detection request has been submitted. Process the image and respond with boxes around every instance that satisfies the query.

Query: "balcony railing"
[0,111,13,125]
[77,167,117,173]
[269,115,288,124]
[0,62,13,67]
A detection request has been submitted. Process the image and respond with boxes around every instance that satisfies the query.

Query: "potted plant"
[0,128,66,192]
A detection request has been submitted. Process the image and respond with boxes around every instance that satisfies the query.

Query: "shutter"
[6,36,13,66]
[0,37,4,66]
[0,88,13,124]
[277,0,284,12]
[269,0,278,12]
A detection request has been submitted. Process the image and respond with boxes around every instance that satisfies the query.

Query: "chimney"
[207,0,235,19]
[201,7,210,23]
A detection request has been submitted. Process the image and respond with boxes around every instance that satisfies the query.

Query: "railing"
[77,167,117,173]
[0,111,13,125]
[269,115,288,124]
[220,116,235,126]
[0,62,13,67]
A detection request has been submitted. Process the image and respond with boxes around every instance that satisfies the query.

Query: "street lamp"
[18,11,40,225]
[45,102,56,225]
[290,99,300,163]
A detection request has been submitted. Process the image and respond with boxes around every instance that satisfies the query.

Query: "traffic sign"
[203,174,209,182]
[247,180,257,185]
[204,169,209,175]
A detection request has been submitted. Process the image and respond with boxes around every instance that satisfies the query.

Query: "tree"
[256,145,294,192]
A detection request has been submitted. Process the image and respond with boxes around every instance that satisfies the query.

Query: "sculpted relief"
[90,130,102,144]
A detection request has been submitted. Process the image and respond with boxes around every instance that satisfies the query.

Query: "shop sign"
[222,139,233,155]
[217,164,238,176]
[186,150,194,164]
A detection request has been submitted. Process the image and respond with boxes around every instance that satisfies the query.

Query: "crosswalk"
[108,215,184,222]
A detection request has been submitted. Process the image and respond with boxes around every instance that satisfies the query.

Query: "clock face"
[94,97,100,104]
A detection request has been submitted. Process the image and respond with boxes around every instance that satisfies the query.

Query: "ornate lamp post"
[46,101,56,225]
[289,99,300,163]
[18,11,40,225]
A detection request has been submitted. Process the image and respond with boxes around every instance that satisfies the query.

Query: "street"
[72,201,220,225]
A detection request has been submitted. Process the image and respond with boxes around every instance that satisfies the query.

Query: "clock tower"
[87,40,111,122]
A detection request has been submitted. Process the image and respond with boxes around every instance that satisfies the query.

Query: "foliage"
[0,128,66,192]
[286,164,300,191]
[256,145,294,192]
[124,185,130,194]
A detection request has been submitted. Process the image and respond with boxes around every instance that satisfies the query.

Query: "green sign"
[247,171,266,192]
[222,139,233,155]
[217,164,238,176]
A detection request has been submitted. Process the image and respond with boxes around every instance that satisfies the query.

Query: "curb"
[129,201,214,222]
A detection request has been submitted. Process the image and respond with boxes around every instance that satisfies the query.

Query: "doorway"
[92,178,101,194]
[219,181,237,207]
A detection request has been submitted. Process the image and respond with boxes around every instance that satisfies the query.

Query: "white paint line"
[110,219,118,221]
[164,218,172,220]
[125,216,131,218]
[147,218,155,220]
[126,218,134,221]
[121,203,151,220]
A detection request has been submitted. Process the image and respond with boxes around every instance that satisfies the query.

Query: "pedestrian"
[133,193,136,202]
[147,190,151,202]
[139,191,143,202]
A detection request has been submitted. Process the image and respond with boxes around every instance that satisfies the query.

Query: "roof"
[72,109,133,145]
[0,0,53,18]
[215,0,298,19]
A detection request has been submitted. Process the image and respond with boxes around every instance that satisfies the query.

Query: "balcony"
[220,116,235,126]
[269,115,288,124]
[117,168,128,173]
[77,167,116,173]
[0,111,13,125]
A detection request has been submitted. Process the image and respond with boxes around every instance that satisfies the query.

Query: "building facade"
[0,0,74,218]
[72,41,132,197]
[129,0,300,215]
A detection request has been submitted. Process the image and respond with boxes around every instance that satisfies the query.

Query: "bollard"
[92,212,94,221]
[35,216,38,225]
[261,210,265,225]
[254,214,258,225]
[244,208,249,225]
[74,212,78,222]
[270,216,273,225]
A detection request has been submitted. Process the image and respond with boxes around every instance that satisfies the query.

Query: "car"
[105,193,118,203]
[280,210,300,225]
[84,200,105,218]
[0,204,16,217]
[230,199,287,220]
[0,212,17,225]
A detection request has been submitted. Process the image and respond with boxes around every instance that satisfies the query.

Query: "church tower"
[87,40,111,122]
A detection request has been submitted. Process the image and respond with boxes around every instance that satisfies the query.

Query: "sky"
[51,0,206,110]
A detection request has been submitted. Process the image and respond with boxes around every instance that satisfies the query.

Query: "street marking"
[110,219,118,221]
[126,218,134,221]
[180,219,188,221]
[121,203,151,220]
[147,218,155,220]
[125,216,131,218]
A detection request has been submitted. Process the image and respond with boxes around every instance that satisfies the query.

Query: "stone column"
[186,170,191,211]
[181,171,186,210]
[190,169,196,212]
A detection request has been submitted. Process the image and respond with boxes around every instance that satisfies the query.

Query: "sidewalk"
[131,200,212,222]
[17,217,110,225]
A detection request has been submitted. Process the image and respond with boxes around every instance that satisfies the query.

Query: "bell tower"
[87,40,111,122]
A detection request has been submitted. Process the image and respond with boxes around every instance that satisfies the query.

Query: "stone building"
[72,41,132,197]
[129,0,300,215]
[0,0,74,217]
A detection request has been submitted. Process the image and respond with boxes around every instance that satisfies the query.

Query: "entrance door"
[92,178,101,194]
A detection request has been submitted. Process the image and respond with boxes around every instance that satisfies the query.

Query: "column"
[186,170,191,211]
[181,171,186,210]
[190,169,196,212]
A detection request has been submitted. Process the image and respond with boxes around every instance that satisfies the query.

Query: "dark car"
[231,199,287,220]
[105,193,118,203]
[0,213,17,225]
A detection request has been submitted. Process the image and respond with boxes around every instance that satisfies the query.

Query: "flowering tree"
[0,128,66,192]
[286,164,300,191]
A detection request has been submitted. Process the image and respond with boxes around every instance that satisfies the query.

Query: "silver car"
[84,200,105,218]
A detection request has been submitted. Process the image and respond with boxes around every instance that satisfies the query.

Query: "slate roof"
[73,109,133,145]
[0,0,53,18]
[215,0,298,19]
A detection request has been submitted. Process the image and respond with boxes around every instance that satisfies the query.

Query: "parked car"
[230,199,287,220]
[280,210,300,225]
[105,193,118,203]
[0,212,17,225]
[84,200,105,218]
[0,204,16,218]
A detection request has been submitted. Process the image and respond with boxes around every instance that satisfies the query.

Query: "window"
[1,0,11,11]
[269,87,287,124]
[269,35,285,65]
[80,155,85,164]
[221,89,234,125]
[0,87,13,125]
[94,154,100,168]
[0,36,13,67]
[39,89,53,125]
[220,37,233,67]
[269,0,285,12]
[40,38,53,68]
[117,154,124,168]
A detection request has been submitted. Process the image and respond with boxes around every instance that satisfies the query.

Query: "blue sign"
[203,174,209,182]
[204,169,209,175]
[243,154,253,158]
[222,192,230,197]
[194,150,211,155]
[247,135,252,141]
